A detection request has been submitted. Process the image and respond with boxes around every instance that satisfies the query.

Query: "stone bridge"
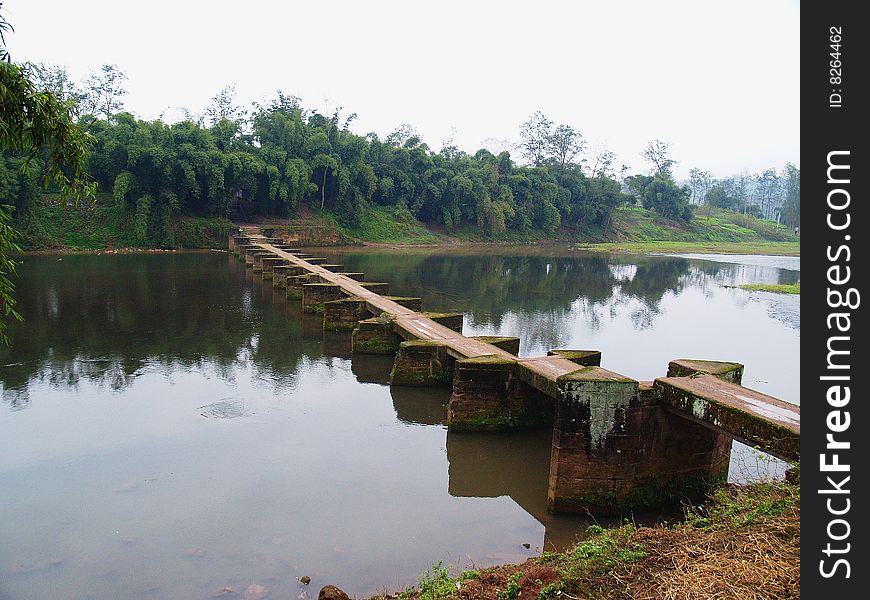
[230,227,800,515]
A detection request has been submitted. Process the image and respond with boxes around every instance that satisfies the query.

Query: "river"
[0,247,799,599]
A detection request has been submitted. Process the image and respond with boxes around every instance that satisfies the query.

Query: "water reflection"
[0,249,799,599]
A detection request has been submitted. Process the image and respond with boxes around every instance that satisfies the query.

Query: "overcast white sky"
[5,0,799,179]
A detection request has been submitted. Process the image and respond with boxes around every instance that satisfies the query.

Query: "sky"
[4,0,800,180]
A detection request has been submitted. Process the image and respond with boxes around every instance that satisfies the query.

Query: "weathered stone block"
[421,312,463,333]
[390,341,455,386]
[448,356,552,431]
[547,349,602,367]
[304,257,328,265]
[667,359,744,384]
[250,251,273,271]
[286,274,315,299]
[472,335,520,356]
[320,264,345,272]
[547,367,731,516]
[335,272,365,281]
[351,317,403,354]
[384,296,423,311]
[323,297,368,332]
[655,374,799,461]
[302,283,345,314]
[357,282,390,295]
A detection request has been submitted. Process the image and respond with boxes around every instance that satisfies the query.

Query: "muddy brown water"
[0,248,799,599]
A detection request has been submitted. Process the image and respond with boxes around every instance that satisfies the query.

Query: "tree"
[780,163,800,228]
[642,175,692,222]
[0,7,95,341]
[80,64,128,121]
[754,169,781,221]
[205,84,245,126]
[546,123,585,170]
[704,183,739,211]
[688,168,712,205]
[641,139,676,177]
[519,111,552,166]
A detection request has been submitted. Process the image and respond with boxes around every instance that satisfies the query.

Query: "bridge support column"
[548,349,602,366]
[390,341,455,386]
[351,317,403,354]
[250,252,272,271]
[286,274,314,299]
[547,367,730,515]
[421,312,464,333]
[666,359,743,384]
[357,282,390,295]
[261,257,288,280]
[323,298,368,332]
[302,283,345,314]
[447,357,553,431]
[471,335,520,356]
[335,272,365,281]
[384,297,423,311]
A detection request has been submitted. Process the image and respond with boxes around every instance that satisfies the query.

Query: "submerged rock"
[318,585,350,600]
[244,583,269,600]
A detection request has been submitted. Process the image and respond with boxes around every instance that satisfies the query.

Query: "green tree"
[519,111,552,166]
[80,64,128,121]
[641,139,676,177]
[780,163,800,228]
[1,8,94,340]
[642,175,692,222]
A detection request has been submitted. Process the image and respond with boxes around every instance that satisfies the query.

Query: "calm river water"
[0,248,799,599]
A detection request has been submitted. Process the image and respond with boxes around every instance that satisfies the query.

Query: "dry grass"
[372,480,800,600]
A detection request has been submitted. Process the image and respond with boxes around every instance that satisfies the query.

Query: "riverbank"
[13,198,799,256]
[370,478,800,600]
[574,240,800,256]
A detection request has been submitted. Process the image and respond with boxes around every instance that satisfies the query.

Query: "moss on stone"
[561,469,729,515]
[448,407,553,432]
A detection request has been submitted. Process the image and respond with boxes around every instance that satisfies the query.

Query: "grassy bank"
[734,281,801,294]
[575,240,801,256]
[376,479,799,600]
[13,194,232,250]
[14,195,800,255]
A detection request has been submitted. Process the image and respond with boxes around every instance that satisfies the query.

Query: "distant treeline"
[2,64,799,245]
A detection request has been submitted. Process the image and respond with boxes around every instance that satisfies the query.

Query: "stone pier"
[302,283,345,313]
[547,366,731,515]
[323,297,368,332]
[422,312,463,333]
[357,282,390,295]
[447,356,553,432]
[286,274,315,299]
[351,317,403,354]
[390,341,455,386]
[383,297,423,311]
[470,335,520,356]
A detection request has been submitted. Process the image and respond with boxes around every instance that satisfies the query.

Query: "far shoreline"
[16,239,800,258]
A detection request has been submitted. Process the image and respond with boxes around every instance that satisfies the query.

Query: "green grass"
[331,205,440,245]
[14,194,233,250]
[606,205,800,245]
[734,281,801,294]
[575,240,800,256]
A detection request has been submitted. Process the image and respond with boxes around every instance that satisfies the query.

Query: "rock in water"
[300,575,311,585]
[318,585,350,600]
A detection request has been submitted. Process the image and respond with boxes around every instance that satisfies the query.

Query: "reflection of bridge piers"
[232,229,801,517]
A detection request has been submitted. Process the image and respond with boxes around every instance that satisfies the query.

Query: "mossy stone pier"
[232,227,801,516]
[548,367,732,515]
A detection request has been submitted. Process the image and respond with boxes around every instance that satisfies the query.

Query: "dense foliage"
[0,9,94,341]
[60,99,645,244]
